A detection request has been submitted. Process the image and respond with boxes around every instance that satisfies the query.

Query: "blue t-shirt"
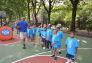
[32,28,36,35]
[16,20,28,32]
[37,28,40,33]
[41,31,46,38]
[29,28,33,36]
[57,31,64,44]
[27,28,30,36]
[52,34,60,48]
[40,27,47,38]
[57,31,64,39]
[46,28,53,42]
[38,27,43,34]
[65,37,80,56]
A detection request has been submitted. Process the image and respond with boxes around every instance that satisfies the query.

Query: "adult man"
[16,17,28,49]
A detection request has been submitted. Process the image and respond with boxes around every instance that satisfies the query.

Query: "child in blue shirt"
[56,26,64,54]
[51,28,61,60]
[46,24,53,49]
[41,27,47,49]
[65,32,79,63]
[31,25,36,44]
[27,26,33,42]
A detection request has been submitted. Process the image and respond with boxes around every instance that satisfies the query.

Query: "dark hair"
[70,31,75,35]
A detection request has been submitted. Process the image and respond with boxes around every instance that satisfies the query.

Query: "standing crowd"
[16,17,80,63]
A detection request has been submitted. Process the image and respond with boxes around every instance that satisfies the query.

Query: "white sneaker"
[43,47,46,49]
[65,62,69,63]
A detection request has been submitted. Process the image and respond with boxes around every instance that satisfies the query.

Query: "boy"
[65,32,79,63]
[40,24,47,49]
[51,28,61,60]
[31,25,36,44]
[41,27,47,49]
[56,26,64,54]
[46,24,53,50]
[16,17,28,49]
[27,25,33,42]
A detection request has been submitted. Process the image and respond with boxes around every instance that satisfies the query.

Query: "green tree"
[70,0,80,32]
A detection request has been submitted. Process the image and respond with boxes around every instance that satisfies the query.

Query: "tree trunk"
[70,4,77,32]
[34,11,38,26]
[48,12,51,24]
[0,16,2,26]
[27,0,30,22]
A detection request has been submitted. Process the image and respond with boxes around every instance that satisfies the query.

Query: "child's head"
[43,24,47,27]
[53,29,58,34]
[32,24,36,28]
[47,24,52,29]
[53,27,58,34]
[69,32,75,38]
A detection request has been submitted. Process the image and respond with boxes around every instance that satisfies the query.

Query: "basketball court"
[0,33,92,63]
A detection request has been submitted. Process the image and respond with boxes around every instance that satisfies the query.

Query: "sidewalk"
[76,30,92,38]
[62,28,92,38]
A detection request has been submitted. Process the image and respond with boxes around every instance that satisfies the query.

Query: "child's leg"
[53,47,60,56]
[44,39,47,49]
[45,40,48,49]
[48,41,52,49]
[42,38,46,49]
[51,47,55,56]
[53,48,59,60]
[66,59,72,63]
[46,40,50,49]
[71,57,76,63]
[66,54,75,63]
[32,35,36,45]
[50,42,52,49]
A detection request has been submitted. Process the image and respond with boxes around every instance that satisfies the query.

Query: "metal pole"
[1,16,2,26]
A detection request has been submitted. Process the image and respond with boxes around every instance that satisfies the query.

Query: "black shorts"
[39,33,41,37]
[42,38,46,42]
[32,34,36,38]
[66,53,75,60]
[46,40,51,43]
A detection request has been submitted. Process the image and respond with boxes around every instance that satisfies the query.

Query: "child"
[65,32,79,63]
[30,25,36,44]
[46,24,53,50]
[51,28,61,60]
[56,26,64,54]
[41,27,47,49]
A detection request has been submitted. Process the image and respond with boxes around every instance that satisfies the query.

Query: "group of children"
[26,24,79,63]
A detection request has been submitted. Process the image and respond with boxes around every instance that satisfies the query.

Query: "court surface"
[0,33,92,63]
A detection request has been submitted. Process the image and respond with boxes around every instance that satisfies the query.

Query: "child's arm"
[51,42,57,45]
[75,47,78,54]
[65,44,67,52]
[75,39,80,54]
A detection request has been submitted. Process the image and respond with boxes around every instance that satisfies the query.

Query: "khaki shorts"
[19,32,27,39]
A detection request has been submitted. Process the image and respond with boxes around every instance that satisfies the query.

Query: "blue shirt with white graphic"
[52,34,60,48]
[65,37,80,56]
[46,28,53,42]
[41,28,47,38]
[57,31,64,45]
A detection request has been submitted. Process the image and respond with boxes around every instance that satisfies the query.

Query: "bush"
[86,24,92,32]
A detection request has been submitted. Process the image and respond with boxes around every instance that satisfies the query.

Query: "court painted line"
[78,48,92,50]
[81,40,87,43]
[60,48,92,50]
[12,51,51,63]
[0,41,21,46]
[12,47,92,63]
[12,54,67,63]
